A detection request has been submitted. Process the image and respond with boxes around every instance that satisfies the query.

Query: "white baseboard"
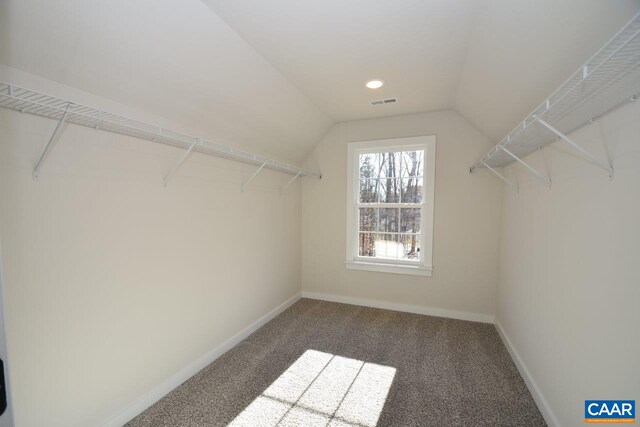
[494,320,560,427]
[301,291,494,324]
[101,292,302,427]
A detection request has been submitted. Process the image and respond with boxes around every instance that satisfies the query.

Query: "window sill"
[345,260,433,276]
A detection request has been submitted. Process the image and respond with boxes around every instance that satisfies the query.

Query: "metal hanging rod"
[0,80,322,182]
[470,11,640,185]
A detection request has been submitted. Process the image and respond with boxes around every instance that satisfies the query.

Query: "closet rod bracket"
[534,117,614,178]
[280,170,302,195]
[481,161,518,191]
[499,146,552,188]
[163,142,197,187]
[241,161,268,192]
[32,103,72,180]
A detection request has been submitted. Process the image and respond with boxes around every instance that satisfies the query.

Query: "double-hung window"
[346,135,436,276]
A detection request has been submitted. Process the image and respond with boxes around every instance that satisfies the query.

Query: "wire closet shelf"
[0,81,322,182]
[470,12,640,181]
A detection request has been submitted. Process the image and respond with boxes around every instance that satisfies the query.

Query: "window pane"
[378,178,400,203]
[359,179,377,203]
[359,208,377,232]
[359,233,421,261]
[374,234,402,259]
[400,208,421,233]
[401,151,424,177]
[359,153,379,179]
[399,234,420,260]
[378,152,401,180]
[401,177,422,203]
[378,208,398,233]
[358,232,376,257]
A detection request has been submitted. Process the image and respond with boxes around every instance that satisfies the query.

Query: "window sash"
[357,231,420,236]
[356,202,422,208]
[356,205,424,264]
[358,177,424,204]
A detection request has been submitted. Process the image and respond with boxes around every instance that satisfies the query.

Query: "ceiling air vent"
[370,98,397,106]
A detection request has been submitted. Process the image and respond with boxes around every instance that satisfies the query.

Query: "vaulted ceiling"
[1,0,638,163]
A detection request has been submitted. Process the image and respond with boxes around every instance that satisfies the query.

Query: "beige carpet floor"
[127,298,546,426]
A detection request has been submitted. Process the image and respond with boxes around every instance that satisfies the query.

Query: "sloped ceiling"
[1,0,639,163]
[0,0,333,163]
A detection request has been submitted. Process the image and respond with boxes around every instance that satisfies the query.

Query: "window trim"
[345,135,436,277]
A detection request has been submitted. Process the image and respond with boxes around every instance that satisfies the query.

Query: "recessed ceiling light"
[366,80,384,89]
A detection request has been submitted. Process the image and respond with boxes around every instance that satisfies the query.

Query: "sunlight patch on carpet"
[228,350,396,427]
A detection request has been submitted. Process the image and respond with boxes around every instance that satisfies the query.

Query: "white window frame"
[345,135,436,277]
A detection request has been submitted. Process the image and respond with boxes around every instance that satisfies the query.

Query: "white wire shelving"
[0,81,321,189]
[470,11,640,188]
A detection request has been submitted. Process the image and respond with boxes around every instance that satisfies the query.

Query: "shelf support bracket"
[481,161,518,191]
[499,146,552,188]
[280,170,302,195]
[241,161,268,192]
[534,117,614,178]
[32,103,72,180]
[163,143,196,187]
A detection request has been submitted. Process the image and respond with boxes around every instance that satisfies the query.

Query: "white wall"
[0,69,303,427]
[496,100,640,427]
[301,111,503,320]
